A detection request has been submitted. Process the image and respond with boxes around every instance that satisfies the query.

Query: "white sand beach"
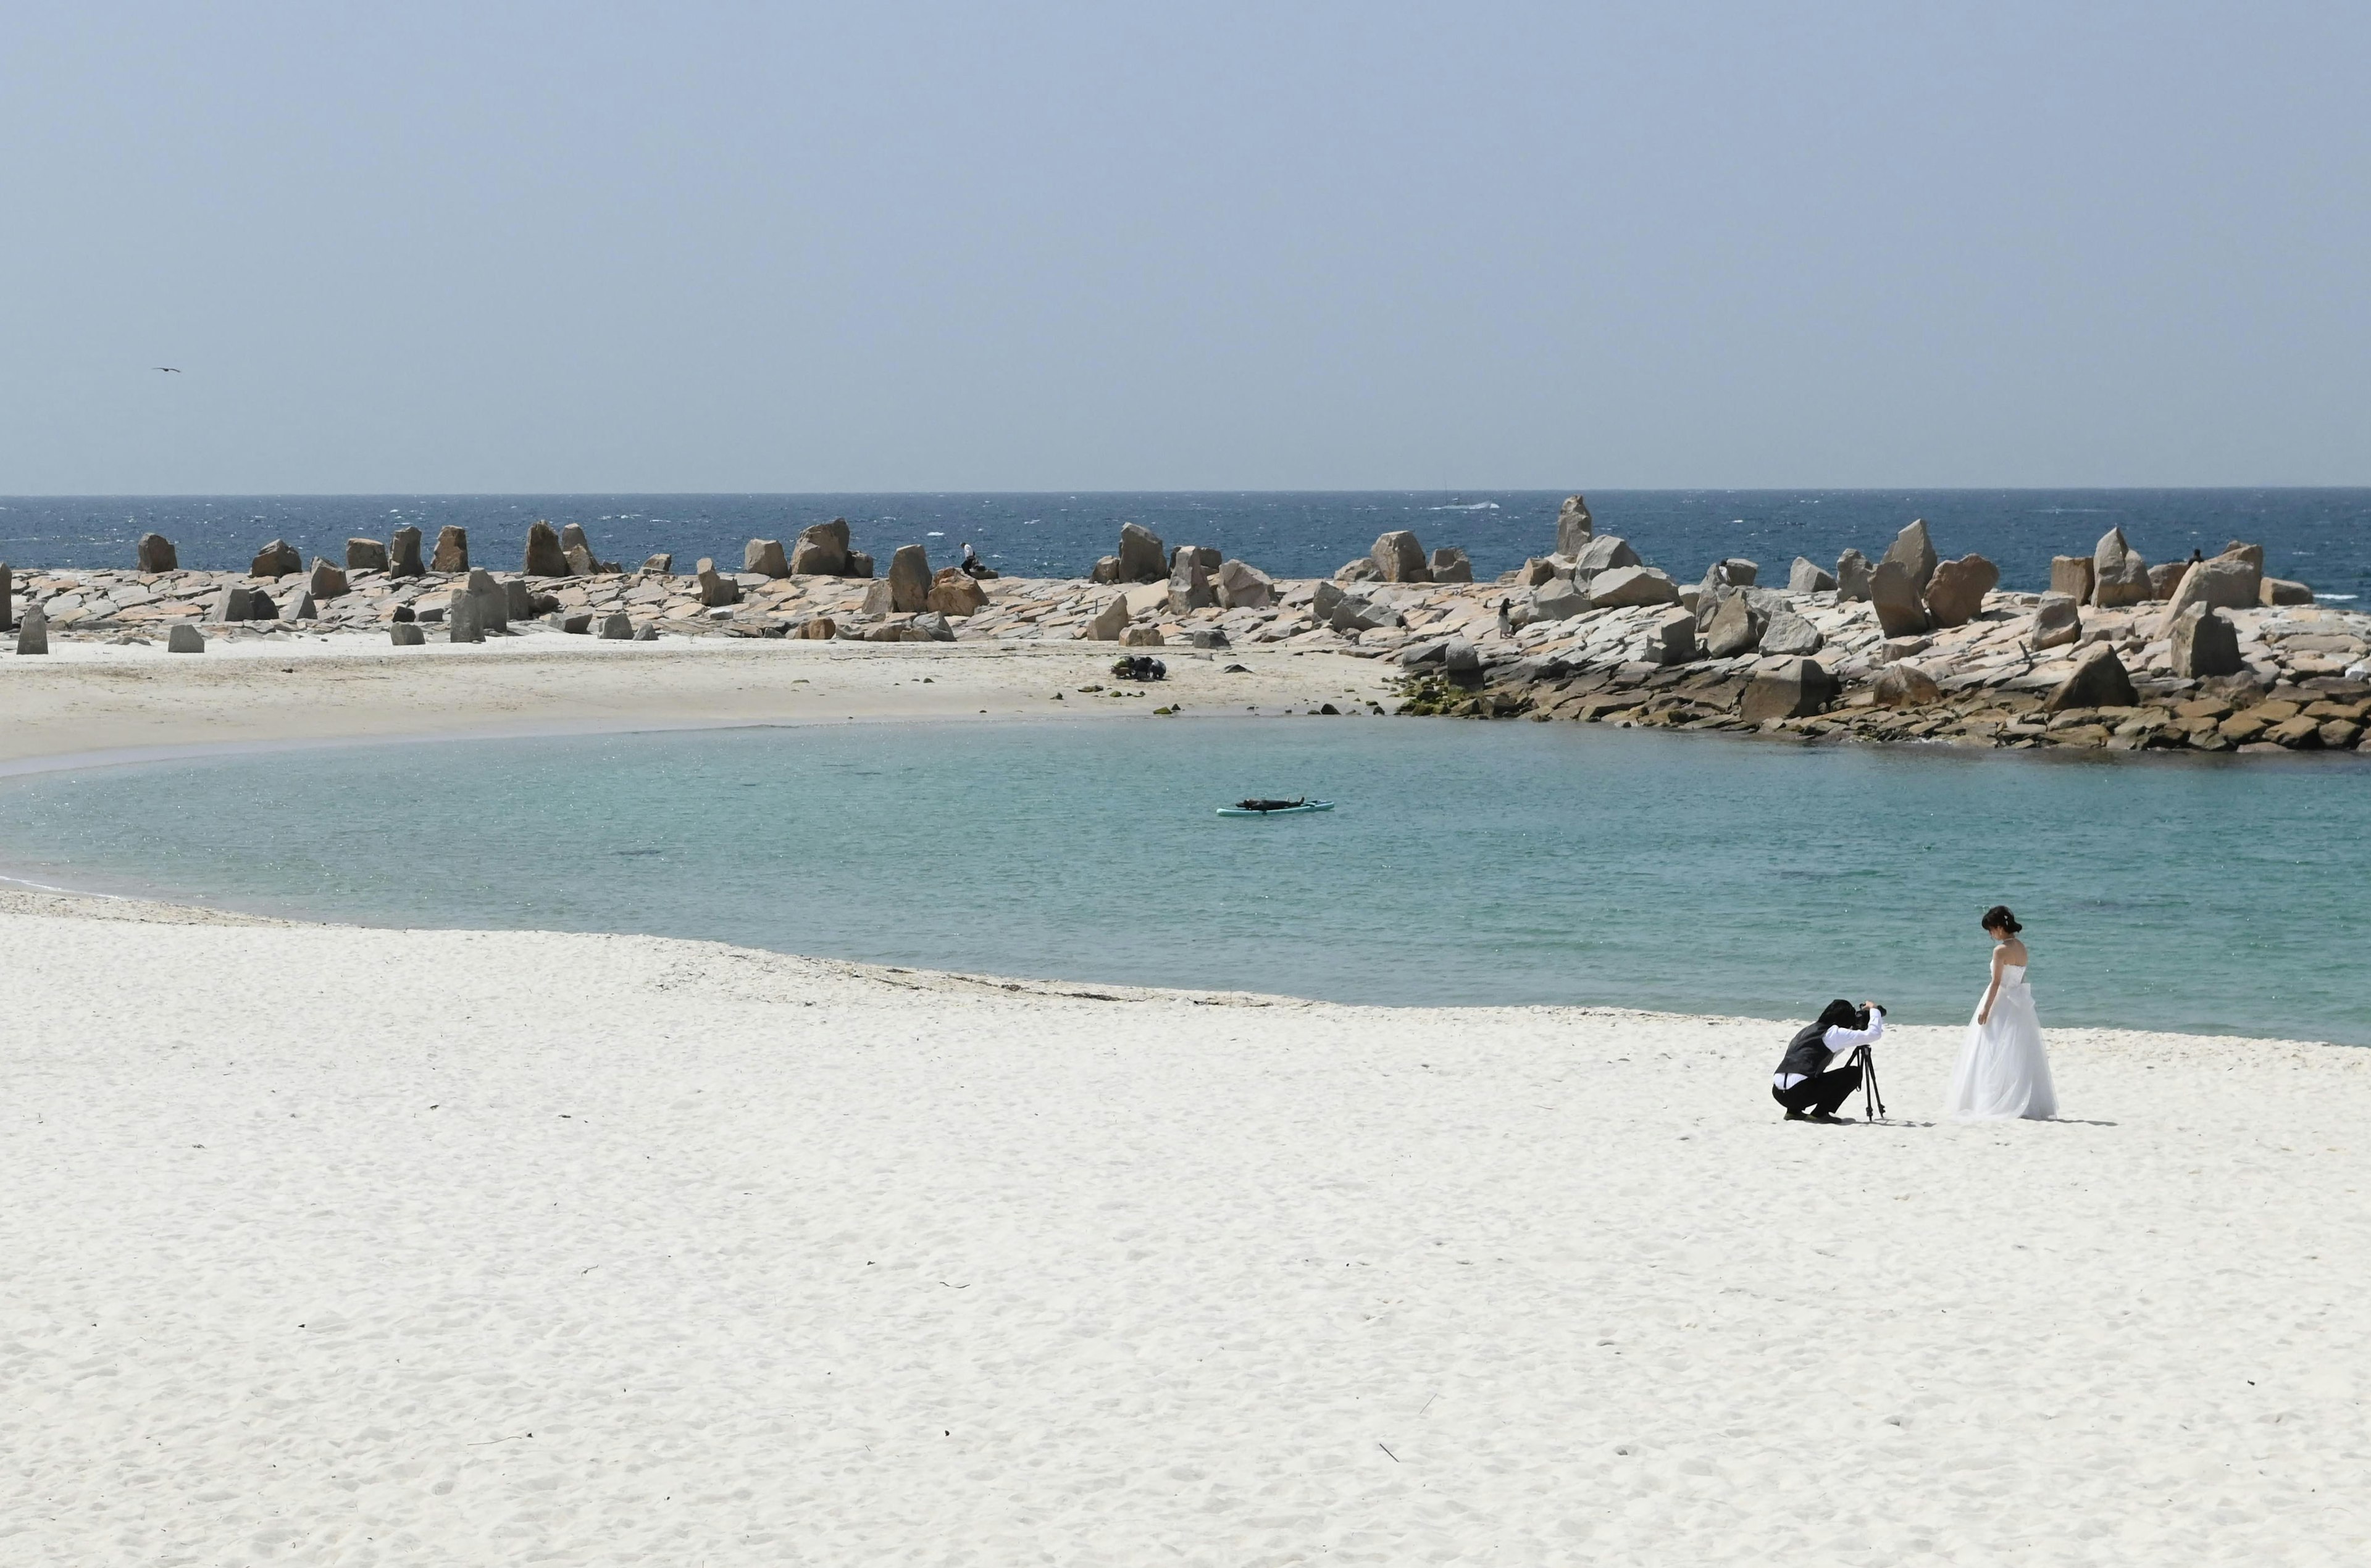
[0,636,1399,772]
[4,887,2365,1565]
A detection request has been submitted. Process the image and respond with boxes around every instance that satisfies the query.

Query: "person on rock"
[1771,999,1885,1121]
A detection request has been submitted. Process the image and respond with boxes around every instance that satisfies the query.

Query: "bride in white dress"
[1943,904,2058,1120]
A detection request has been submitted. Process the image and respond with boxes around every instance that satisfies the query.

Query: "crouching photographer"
[1772,999,1886,1121]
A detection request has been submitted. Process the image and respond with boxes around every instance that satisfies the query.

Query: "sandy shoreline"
[3,886,2366,1564]
[0,635,1400,769]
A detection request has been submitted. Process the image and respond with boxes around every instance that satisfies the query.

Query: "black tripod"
[1849,1044,1887,1121]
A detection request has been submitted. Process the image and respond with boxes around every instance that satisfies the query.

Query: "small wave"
[927,530,945,536]
[2317,592,2357,601]
[1427,502,1500,511]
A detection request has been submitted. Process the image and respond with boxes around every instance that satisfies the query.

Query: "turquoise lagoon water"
[0,719,2365,1043]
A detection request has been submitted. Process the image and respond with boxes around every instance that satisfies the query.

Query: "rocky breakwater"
[1399,513,2370,756]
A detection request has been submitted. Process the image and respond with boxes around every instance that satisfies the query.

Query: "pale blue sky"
[4,2,2364,492]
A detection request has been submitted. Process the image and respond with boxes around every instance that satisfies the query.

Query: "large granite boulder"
[2261,577,2314,606]
[1171,544,1222,572]
[2222,540,2265,570]
[388,526,424,578]
[2031,593,2081,651]
[696,558,741,608]
[1442,638,1483,684]
[2157,551,2262,635]
[598,611,635,640]
[887,544,932,612]
[2045,643,2138,713]
[1873,661,1941,707]
[1760,606,1824,656]
[927,569,989,617]
[1869,559,1930,636]
[558,524,604,573]
[1168,550,1216,612]
[2170,604,2243,678]
[447,588,484,643]
[1587,565,1680,608]
[845,551,875,579]
[1574,535,1642,577]
[1334,557,1384,582]
[209,585,275,622]
[348,536,391,573]
[15,603,46,655]
[1428,546,1473,583]
[1704,591,1765,657]
[432,526,469,573]
[524,520,569,577]
[1789,557,1836,593]
[1529,578,1589,623]
[388,622,426,646]
[1121,623,1165,647]
[504,580,537,622]
[251,540,301,578]
[2147,562,2187,599]
[167,623,207,654]
[1117,522,1167,583]
[1215,559,1274,609]
[1740,657,1838,722]
[1923,554,1999,628]
[1835,548,1874,602]
[744,538,790,577]
[1370,530,1429,582]
[1556,495,1594,556]
[136,533,177,573]
[465,568,509,630]
[278,590,316,621]
[2091,527,2151,607]
[2049,556,2095,603]
[308,558,348,599]
[1081,594,1129,640]
[1645,608,1699,665]
[790,519,850,576]
[910,611,958,643]
[793,617,835,640]
[1881,520,1939,593]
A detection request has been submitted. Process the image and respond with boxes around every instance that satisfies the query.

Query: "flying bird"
[154,366,181,373]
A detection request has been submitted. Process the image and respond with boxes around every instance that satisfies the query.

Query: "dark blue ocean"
[2,491,2365,600]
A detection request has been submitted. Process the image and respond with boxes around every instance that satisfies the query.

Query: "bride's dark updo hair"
[1981,904,2023,935]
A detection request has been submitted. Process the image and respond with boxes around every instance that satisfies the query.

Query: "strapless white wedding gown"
[1944,958,2058,1120]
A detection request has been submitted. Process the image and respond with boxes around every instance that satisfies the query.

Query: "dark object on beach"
[392,604,416,622]
[1112,655,1167,682]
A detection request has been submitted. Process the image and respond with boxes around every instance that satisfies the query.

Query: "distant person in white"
[1942,905,2059,1120]
[1771,999,1886,1121]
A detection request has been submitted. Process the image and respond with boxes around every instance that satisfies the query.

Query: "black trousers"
[1773,1062,1863,1117]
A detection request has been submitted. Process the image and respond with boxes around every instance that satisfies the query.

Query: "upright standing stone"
[0,564,10,632]
[136,533,178,573]
[1555,495,1594,557]
[887,544,932,612]
[598,611,635,640]
[1369,531,1429,582]
[563,544,599,577]
[696,559,742,607]
[388,527,425,578]
[1168,549,1215,612]
[447,588,483,643]
[465,568,508,630]
[1835,548,1875,601]
[1645,608,1699,665]
[1704,591,1765,657]
[348,536,391,573]
[309,558,348,599]
[1080,594,1130,641]
[1923,554,2000,628]
[1428,547,1474,583]
[1215,559,1274,609]
[2091,527,2151,607]
[167,623,207,653]
[15,602,47,654]
[744,538,791,577]
[1116,522,1168,583]
[641,553,675,575]
[1881,520,1939,594]
[1868,559,1931,636]
[789,519,851,576]
[524,521,569,577]
[2170,604,2243,678]
[251,540,302,578]
[432,526,469,573]
[2049,556,2096,604]
[559,523,597,563]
